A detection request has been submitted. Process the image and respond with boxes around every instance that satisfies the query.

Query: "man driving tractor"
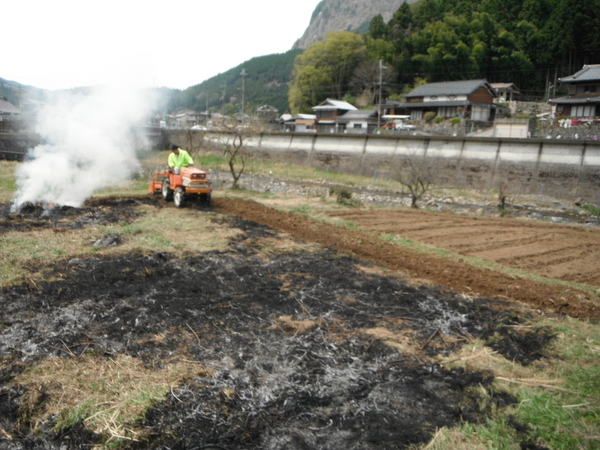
[148,144,211,207]
[168,144,194,172]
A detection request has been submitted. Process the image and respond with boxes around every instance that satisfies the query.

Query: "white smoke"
[12,86,151,209]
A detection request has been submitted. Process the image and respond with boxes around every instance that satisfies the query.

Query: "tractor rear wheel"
[161,180,173,201]
[174,188,185,207]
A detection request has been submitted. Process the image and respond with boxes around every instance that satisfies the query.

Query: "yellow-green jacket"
[168,149,194,168]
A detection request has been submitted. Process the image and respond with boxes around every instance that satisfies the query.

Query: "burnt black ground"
[0,197,556,449]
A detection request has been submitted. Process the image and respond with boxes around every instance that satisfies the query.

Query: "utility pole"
[377,60,387,130]
[240,68,247,126]
[220,83,227,108]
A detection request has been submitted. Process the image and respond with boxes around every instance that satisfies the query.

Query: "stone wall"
[0,133,41,161]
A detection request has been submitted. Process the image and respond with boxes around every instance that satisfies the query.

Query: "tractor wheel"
[200,193,211,206]
[174,188,185,208]
[161,180,173,201]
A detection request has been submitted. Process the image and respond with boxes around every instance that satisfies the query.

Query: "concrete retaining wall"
[209,132,600,201]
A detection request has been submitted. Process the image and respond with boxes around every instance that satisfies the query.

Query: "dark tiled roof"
[559,65,600,83]
[405,80,490,98]
[549,95,600,105]
[0,98,19,114]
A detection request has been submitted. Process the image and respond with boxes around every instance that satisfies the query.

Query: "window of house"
[437,106,457,117]
[411,110,423,120]
[572,105,595,117]
[353,124,362,128]
[576,85,599,94]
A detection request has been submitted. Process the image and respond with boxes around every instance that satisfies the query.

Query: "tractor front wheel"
[200,193,212,206]
[161,180,173,201]
[174,188,185,208]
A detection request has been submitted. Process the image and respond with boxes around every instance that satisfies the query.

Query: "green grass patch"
[0,160,19,202]
[436,315,600,450]
[516,390,599,449]
[582,203,600,216]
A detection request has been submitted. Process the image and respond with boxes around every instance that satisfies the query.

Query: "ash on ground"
[0,199,554,449]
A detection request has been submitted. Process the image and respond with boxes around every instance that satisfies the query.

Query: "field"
[0,158,599,449]
[326,208,600,287]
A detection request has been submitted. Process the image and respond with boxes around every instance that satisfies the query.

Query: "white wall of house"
[471,105,489,121]
[424,94,467,102]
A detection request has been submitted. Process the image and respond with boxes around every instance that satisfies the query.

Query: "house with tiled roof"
[0,97,20,131]
[491,83,522,102]
[312,99,357,133]
[403,79,505,121]
[282,113,317,132]
[549,65,600,118]
[0,97,19,115]
[256,105,279,123]
[335,109,379,134]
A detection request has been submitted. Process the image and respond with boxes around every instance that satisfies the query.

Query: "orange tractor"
[148,167,212,207]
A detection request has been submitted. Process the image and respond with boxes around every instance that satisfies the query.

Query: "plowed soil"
[328,208,600,287]
[213,198,600,320]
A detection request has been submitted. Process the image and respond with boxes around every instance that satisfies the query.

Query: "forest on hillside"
[172,50,302,115]
[289,0,600,113]
[171,0,600,116]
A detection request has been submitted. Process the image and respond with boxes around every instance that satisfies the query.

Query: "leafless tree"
[221,120,259,189]
[182,128,205,160]
[350,59,397,100]
[497,180,514,216]
[393,152,440,208]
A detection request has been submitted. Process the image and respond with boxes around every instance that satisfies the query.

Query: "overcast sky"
[3,0,322,91]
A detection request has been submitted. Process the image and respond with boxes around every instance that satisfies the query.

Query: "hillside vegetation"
[174,0,600,117]
[289,0,600,112]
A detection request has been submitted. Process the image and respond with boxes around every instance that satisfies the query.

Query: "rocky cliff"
[293,0,413,49]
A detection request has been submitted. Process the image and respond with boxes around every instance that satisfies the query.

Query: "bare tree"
[221,120,259,189]
[393,153,440,208]
[182,128,205,160]
[497,180,514,216]
[350,59,397,101]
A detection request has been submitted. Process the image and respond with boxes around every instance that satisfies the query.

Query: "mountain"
[0,77,27,107]
[179,49,303,115]
[294,0,417,49]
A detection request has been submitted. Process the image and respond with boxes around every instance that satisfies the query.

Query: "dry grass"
[0,205,239,288]
[12,354,211,443]
[270,315,323,334]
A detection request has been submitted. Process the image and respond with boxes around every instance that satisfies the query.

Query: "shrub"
[424,111,436,123]
[330,187,361,207]
[451,117,461,125]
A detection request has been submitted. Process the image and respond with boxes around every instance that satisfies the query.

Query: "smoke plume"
[12,86,151,209]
